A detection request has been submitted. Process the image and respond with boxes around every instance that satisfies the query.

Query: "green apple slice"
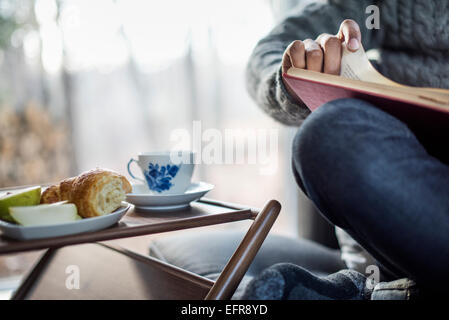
[0,186,41,222]
[9,203,81,226]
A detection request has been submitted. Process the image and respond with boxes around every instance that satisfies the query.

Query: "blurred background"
[0,0,335,298]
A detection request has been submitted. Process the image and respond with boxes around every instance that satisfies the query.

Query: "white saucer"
[126,182,214,211]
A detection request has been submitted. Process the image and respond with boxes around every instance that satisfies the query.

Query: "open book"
[282,45,449,162]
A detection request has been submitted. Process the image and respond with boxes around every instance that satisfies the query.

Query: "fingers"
[282,19,361,77]
[316,34,342,75]
[282,40,305,73]
[337,19,362,52]
[283,39,325,73]
[281,50,292,74]
[303,39,323,72]
[283,36,342,75]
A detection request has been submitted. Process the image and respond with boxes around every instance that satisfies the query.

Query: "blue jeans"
[292,98,449,293]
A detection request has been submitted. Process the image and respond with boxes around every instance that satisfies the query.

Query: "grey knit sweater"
[246,0,449,277]
[247,0,449,126]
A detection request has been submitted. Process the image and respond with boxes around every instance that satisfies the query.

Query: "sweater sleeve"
[246,0,383,126]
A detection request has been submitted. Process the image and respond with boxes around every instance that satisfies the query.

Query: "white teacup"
[127,151,195,195]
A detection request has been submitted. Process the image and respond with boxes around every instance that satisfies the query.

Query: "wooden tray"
[0,198,256,255]
[9,198,281,300]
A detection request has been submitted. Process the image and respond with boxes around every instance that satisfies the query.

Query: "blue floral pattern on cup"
[144,163,180,193]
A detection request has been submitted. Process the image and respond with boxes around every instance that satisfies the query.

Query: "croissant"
[40,184,60,204]
[41,176,77,204]
[41,169,132,218]
[60,176,77,202]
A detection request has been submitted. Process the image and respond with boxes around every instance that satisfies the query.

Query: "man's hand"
[282,19,362,75]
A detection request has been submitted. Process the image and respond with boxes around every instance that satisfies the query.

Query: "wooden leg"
[205,199,281,300]
[11,248,57,300]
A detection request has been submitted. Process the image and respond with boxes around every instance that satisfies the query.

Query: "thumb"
[337,19,362,52]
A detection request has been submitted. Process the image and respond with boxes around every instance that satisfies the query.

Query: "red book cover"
[282,70,449,163]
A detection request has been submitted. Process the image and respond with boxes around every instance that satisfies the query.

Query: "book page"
[340,44,401,86]
[340,43,449,103]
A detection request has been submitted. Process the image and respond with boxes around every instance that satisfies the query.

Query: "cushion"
[149,230,345,298]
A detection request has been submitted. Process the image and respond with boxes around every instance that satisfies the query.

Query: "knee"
[294,98,382,153]
[292,98,410,161]
[292,98,377,179]
[291,98,407,215]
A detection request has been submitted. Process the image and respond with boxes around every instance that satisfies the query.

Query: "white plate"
[126,181,214,211]
[0,203,130,241]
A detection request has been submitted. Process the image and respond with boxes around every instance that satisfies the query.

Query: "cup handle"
[127,158,145,183]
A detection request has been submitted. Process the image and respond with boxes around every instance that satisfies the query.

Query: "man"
[244,0,449,299]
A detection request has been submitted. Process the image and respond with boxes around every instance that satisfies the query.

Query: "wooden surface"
[206,200,281,300]
[14,243,214,300]
[0,200,254,255]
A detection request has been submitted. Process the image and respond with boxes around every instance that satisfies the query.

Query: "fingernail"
[348,38,359,51]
